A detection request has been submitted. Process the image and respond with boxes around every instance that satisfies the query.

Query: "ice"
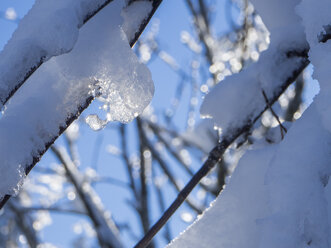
[85,115,107,131]
[90,46,154,124]
[0,0,154,197]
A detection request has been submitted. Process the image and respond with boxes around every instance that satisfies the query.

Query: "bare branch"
[21,206,86,216]
[152,165,172,243]
[7,200,40,248]
[147,121,217,195]
[136,118,155,248]
[138,118,204,214]
[120,124,139,199]
[51,145,123,248]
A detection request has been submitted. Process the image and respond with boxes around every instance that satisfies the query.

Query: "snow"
[0,0,154,197]
[200,0,308,135]
[170,0,331,247]
[297,0,331,134]
[169,146,275,248]
[121,1,153,43]
[171,90,331,247]
[297,2,331,244]
[200,49,307,134]
[0,0,113,107]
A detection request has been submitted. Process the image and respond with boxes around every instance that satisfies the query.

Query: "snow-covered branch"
[135,47,309,248]
[167,1,331,247]
[0,0,114,108]
[135,0,310,243]
[0,0,162,208]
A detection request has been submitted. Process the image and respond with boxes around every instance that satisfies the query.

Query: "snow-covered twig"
[134,48,309,248]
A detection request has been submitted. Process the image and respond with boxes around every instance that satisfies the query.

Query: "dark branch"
[262,89,287,139]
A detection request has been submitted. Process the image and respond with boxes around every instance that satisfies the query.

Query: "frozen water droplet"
[85,114,107,131]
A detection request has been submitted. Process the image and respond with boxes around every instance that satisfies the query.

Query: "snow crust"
[200,0,307,134]
[0,0,154,196]
[0,0,111,107]
[121,1,153,43]
[170,0,331,247]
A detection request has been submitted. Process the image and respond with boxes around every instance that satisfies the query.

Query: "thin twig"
[91,176,130,189]
[152,165,172,243]
[147,121,216,194]
[51,146,123,248]
[134,139,232,248]
[64,132,80,167]
[136,118,154,243]
[262,89,287,139]
[21,206,86,216]
[185,0,216,83]
[8,200,40,248]
[138,118,204,214]
[120,124,139,199]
